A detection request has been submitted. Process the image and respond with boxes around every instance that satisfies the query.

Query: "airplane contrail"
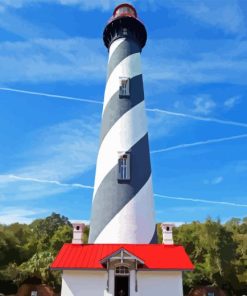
[151,134,247,154]
[146,108,247,128]
[1,87,247,128]
[3,174,246,207]
[0,87,103,105]
[7,174,94,189]
[154,193,247,207]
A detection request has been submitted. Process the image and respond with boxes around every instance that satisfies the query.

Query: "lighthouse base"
[61,270,184,296]
[51,243,194,296]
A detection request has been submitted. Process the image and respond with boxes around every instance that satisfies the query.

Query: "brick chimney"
[71,221,85,244]
[161,223,175,245]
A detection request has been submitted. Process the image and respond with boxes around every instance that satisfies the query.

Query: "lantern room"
[103,3,147,49]
[113,3,137,19]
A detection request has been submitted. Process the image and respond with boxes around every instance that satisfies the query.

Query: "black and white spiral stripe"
[88,37,157,244]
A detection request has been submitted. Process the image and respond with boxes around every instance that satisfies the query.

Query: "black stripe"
[150,227,158,244]
[100,74,144,144]
[107,38,141,80]
[88,133,152,243]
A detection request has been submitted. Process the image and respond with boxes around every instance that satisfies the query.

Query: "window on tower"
[119,77,130,98]
[123,28,128,36]
[118,153,130,181]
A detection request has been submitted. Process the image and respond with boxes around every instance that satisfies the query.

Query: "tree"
[225,217,247,292]
[173,218,242,295]
[29,213,72,252]
[0,227,20,266]
[1,213,246,295]
[15,251,61,290]
[50,224,73,253]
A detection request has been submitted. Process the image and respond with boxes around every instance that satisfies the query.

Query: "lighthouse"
[88,3,157,244]
[51,4,194,295]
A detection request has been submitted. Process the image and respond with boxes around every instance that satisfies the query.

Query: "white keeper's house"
[51,3,194,296]
[51,222,193,296]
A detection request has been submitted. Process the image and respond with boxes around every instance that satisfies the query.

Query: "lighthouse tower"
[89,3,157,244]
[51,5,194,294]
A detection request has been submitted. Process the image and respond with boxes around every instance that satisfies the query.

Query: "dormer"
[101,248,144,292]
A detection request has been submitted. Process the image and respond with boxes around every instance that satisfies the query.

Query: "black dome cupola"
[103,3,147,50]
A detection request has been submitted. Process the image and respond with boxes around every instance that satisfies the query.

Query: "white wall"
[62,270,183,296]
[137,271,183,296]
[61,270,113,296]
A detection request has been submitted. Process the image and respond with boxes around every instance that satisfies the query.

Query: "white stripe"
[94,175,156,243]
[103,52,142,111]
[93,101,147,198]
[108,38,126,61]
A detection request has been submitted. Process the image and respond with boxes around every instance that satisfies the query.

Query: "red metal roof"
[51,244,194,271]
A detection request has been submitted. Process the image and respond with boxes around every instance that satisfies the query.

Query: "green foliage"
[0,213,71,293]
[0,213,246,295]
[0,227,20,266]
[50,224,73,252]
[83,225,90,244]
[157,223,162,243]
[29,212,72,253]
[16,251,61,289]
[173,218,246,295]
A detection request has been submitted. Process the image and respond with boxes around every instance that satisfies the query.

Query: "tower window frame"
[119,77,130,98]
[118,153,130,181]
[123,28,128,36]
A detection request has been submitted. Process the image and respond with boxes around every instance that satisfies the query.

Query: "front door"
[114,275,129,296]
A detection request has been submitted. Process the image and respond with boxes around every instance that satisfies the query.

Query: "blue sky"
[0,0,247,225]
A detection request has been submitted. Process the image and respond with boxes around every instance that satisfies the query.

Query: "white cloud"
[147,112,183,141]
[0,207,47,224]
[144,53,247,87]
[59,0,122,11]
[0,0,244,35]
[2,175,246,211]
[1,0,244,34]
[18,117,99,180]
[193,96,216,115]
[193,97,215,115]
[1,37,247,86]
[0,0,124,11]
[212,176,224,185]
[155,0,245,35]
[204,176,224,185]
[224,96,241,109]
[0,116,99,200]
[70,219,90,225]
[0,11,45,38]
[143,38,247,89]
[0,38,106,83]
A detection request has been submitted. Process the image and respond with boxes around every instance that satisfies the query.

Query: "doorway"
[114,275,129,296]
